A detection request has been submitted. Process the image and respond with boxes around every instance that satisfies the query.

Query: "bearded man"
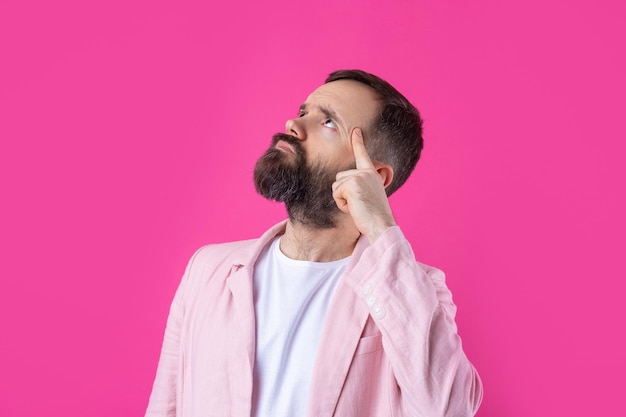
[145,70,483,417]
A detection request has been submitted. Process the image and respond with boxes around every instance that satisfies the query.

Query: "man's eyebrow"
[299,103,344,128]
[318,105,340,123]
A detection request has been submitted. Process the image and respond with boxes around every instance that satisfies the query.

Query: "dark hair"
[325,69,423,196]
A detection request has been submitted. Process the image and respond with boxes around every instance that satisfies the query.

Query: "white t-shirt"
[251,236,349,417]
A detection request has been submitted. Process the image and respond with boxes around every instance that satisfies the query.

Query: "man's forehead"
[306,79,378,103]
[304,80,381,118]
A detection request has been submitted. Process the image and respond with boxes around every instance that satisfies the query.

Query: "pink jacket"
[146,222,482,416]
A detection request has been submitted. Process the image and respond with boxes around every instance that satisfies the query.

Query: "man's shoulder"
[175,238,262,293]
[191,237,261,267]
[193,221,286,264]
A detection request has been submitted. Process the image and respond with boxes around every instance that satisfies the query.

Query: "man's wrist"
[365,218,397,244]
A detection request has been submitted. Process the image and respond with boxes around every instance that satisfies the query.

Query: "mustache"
[271,133,304,153]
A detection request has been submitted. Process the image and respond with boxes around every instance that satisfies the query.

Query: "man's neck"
[279,218,361,262]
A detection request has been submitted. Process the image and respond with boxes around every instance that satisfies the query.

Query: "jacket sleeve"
[145,248,202,417]
[345,226,483,417]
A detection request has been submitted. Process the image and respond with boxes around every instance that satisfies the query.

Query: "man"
[146,69,483,417]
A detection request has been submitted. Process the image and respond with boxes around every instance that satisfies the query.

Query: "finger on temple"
[351,128,374,170]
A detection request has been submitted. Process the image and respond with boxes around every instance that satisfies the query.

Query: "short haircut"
[325,69,424,196]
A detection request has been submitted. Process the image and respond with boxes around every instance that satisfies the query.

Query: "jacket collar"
[231,220,289,268]
[231,219,371,269]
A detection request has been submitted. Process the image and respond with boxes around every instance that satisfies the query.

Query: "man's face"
[254,80,380,228]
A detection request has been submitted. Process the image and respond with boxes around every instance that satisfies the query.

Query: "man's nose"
[285,118,306,141]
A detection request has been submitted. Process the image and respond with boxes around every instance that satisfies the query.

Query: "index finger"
[351,128,375,170]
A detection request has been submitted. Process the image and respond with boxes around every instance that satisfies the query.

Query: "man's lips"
[275,140,295,154]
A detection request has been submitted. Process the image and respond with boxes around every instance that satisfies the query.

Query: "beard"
[253,133,351,229]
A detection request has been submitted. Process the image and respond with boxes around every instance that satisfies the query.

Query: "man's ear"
[374,163,394,190]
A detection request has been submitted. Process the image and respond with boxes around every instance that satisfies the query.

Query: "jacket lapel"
[306,236,371,417]
[227,221,289,364]
[226,263,256,393]
[225,221,288,415]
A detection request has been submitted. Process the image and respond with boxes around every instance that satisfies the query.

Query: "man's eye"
[323,118,336,128]
[298,111,306,117]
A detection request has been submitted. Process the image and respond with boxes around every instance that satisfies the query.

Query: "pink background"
[1,0,625,415]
